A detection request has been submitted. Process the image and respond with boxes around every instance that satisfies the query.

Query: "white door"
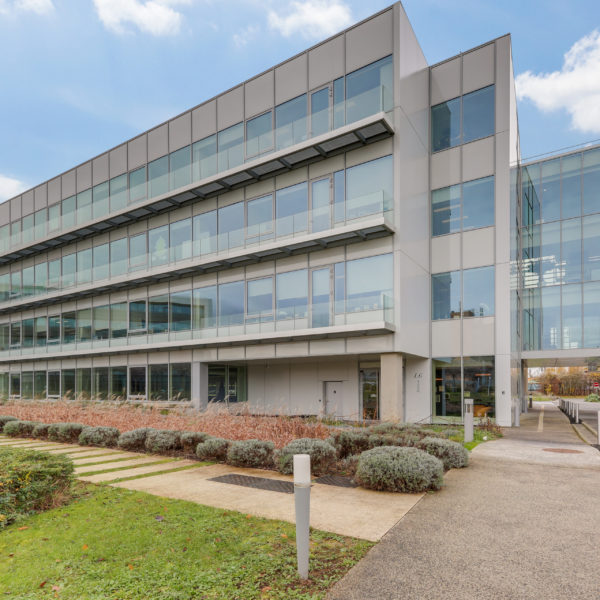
[324,381,343,416]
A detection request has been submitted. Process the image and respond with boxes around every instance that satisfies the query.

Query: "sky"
[0,0,599,201]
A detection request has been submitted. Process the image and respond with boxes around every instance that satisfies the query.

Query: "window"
[93,181,109,218]
[208,365,246,403]
[431,85,495,152]
[110,174,128,211]
[35,316,47,347]
[48,371,60,397]
[246,112,273,158]
[22,214,34,244]
[345,254,393,313]
[34,262,47,296]
[346,155,393,219]
[276,270,308,320]
[62,369,75,400]
[10,270,21,299]
[562,284,582,349]
[541,158,560,222]
[129,366,146,398]
[170,145,191,190]
[432,271,461,320]
[247,194,273,239]
[345,55,393,123]
[218,123,244,171]
[193,211,217,255]
[76,368,92,400]
[218,202,244,251]
[541,285,561,350]
[111,366,127,400]
[34,209,47,240]
[149,364,169,400]
[276,182,308,236]
[247,277,273,322]
[193,286,217,329]
[48,259,61,292]
[0,324,9,351]
[462,266,494,317]
[463,356,495,418]
[62,196,76,228]
[77,248,92,285]
[22,266,34,297]
[93,243,110,281]
[21,371,33,400]
[562,154,582,219]
[34,370,47,399]
[129,233,147,271]
[275,95,307,150]
[48,204,60,232]
[76,308,92,342]
[192,135,217,181]
[110,303,127,338]
[583,214,600,281]
[148,156,169,198]
[218,281,244,327]
[541,222,561,286]
[9,322,20,348]
[310,87,330,137]
[62,253,76,288]
[583,147,600,215]
[48,315,60,344]
[170,363,191,401]
[129,301,147,332]
[311,268,331,327]
[149,295,169,334]
[93,367,109,400]
[170,218,192,262]
[129,166,147,204]
[562,218,582,283]
[584,282,600,347]
[62,311,76,344]
[311,178,331,233]
[93,305,110,340]
[0,273,8,302]
[170,291,191,331]
[10,372,20,398]
[22,318,34,348]
[77,189,92,224]
[149,225,169,267]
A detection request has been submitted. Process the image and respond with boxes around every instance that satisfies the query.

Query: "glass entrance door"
[360,368,379,420]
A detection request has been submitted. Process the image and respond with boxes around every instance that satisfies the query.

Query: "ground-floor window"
[433,356,495,421]
[208,365,247,403]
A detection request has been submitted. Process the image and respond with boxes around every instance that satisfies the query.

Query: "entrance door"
[324,381,342,416]
[360,368,379,420]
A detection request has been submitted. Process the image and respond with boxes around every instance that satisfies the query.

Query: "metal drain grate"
[314,475,358,488]
[208,473,294,494]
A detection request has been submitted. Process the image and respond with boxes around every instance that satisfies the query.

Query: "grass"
[0,484,372,599]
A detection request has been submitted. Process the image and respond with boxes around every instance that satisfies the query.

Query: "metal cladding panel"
[0,202,9,225]
[217,86,244,131]
[61,170,76,199]
[109,144,128,178]
[47,177,61,206]
[430,57,461,105]
[192,100,217,142]
[275,54,308,105]
[462,137,495,181]
[148,124,169,162]
[345,10,393,73]
[169,112,192,152]
[308,35,344,90]
[128,134,147,170]
[34,185,47,210]
[21,190,34,216]
[76,162,92,193]
[92,153,109,186]
[245,70,274,118]
[10,196,21,219]
[463,43,495,95]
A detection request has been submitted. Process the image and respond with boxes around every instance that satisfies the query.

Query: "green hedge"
[0,447,74,527]
[48,423,85,443]
[276,438,337,476]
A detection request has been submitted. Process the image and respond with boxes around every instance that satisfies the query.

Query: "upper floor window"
[431,85,495,152]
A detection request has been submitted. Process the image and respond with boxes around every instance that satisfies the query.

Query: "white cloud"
[0,0,54,15]
[233,24,259,47]
[0,175,27,203]
[268,0,352,39]
[516,30,600,134]
[92,0,192,36]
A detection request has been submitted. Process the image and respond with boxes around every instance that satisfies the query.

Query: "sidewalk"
[328,403,600,600]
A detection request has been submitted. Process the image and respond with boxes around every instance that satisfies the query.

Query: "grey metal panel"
[430,58,461,105]
[217,86,244,130]
[22,190,34,215]
[148,124,169,162]
[34,184,47,210]
[62,170,76,198]
[0,202,9,226]
[308,35,344,90]
[128,134,147,170]
[10,196,21,220]
[76,162,92,193]
[92,153,109,186]
[192,100,217,142]
[109,144,128,178]
[345,10,393,73]
[245,71,274,118]
[47,177,61,206]
[275,54,308,105]
[463,43,495,94]
[169,112,191,152]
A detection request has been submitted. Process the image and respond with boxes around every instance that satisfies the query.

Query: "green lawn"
[0,484,372,600]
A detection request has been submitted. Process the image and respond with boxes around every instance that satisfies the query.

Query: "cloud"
[516,30,600,134]
[233,24,259,47]
[92,0,192,36]
[0,0,54,15]
[268,0,352,39]
[0,175,27,203]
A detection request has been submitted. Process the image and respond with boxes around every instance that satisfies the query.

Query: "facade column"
[379,353,404,421]
[191,362,208,410]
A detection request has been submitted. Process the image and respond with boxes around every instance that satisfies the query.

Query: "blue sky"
[0,0,599,200]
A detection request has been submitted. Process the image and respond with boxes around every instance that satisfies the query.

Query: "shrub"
[3,420,39,438]
[329,430,371,458]
[196,437,229,461]
[441,428,461,439]
[586,393,600,403]
[145,429,182,454]
[226,439,275,469]
[47,423,85,443]
[0,415,18,430]
[79,426,120,448]
[337,454,360,477]
[0,447,74,527]
[415,436,469,470]
[32,423,50,439]
[369,422,419,435]
[354,446,444,493]
[276,438,337,476]
[181,431,212,455]
[118,428,152,451]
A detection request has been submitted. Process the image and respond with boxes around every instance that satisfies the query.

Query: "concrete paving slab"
[113,463,423,541]
[75,456,164,474]
[79,459,192,483]
[71,451,143,465]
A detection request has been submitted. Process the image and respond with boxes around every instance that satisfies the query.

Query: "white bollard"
[575,403,579,424]
[464,399,474,442]
[293,454,311,580]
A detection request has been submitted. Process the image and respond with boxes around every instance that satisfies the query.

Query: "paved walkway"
[328,402,600,600]
[0,435,422,542]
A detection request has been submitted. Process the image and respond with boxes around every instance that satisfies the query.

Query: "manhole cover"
[542,448,583,454]
[208,473,294,494]
[314,475,358,488]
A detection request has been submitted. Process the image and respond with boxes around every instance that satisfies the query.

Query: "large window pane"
[218,123,244,171]
[463,356,495,419]
[93,367,109,400]
[275,95,307,150]
[584,282,600,347]
[22,318,34,348]
[93,305,110,340]
[432,184,461,236]
[35,316,47,347]
[346,155,393,218]
[346,55,393,123]
[110,366,127,400]
[311,87,330,137]
[218,202,244,251]
[62,253,76,288]
[333,170,345,223]
[129,366,146,398]
[463,266,494,317]
[170,291,191,331]
[48,259,61,292]
[541,222,561,286]
[110,237,128,277]
[76,308,92,342]
[76,368,92,400]
[193,210,217,255]
[62,369,75,400]
[77,248,92,285]
[0,273,8,302]
[247,277,273,321]
[583,147,600,215]
[48,315,60,343]
[561,154,582,219]
[193,286,217,329]
[48,204,60,232]
[170,218,192,261]
[276,269,308,320]
[93,243,110,281]
[62,311,76,344]
[48,371,60,397]
[0,324,9,351]
[311,268,330,327]
[170,363,191,401]
[246,112,273,158]
[583,214,600,281]
[276,182,308,236]
[10,372,20,398]
[77,189,92,224]
[562,284,582,349]
[541,158,561,222]
[148,156,169,198]
[149,295,169,334]
[432,271,461,320]
[129,301,146,331]
[542,285,561,350]
[562,218,582,283]
[218,281,244,326]
[22,371,33,400]
[129,233,147,271]
[10,322,21,348]
[110,303,127,339]
[462,85,495,143]
[432,97,460,152]
[34,371,47,400]
[311,178,331,233]
[34,262,47,296]
[170,145,191,190]
[247,194,273,239]
[34,209,46,240]
[433,357,462,419]
[346,254,393,313]
[110,173,128,211]
[149,225,169,266]
[129,166,147,204]
[462,176,495,231]
[22,266,34,297]
[93,181,109,218]
[333,76,345,128]
[192,135,217,181]
[149,364,169,400]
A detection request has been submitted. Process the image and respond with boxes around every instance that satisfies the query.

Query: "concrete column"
[380,353,404,421]
[191,362,208,410]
